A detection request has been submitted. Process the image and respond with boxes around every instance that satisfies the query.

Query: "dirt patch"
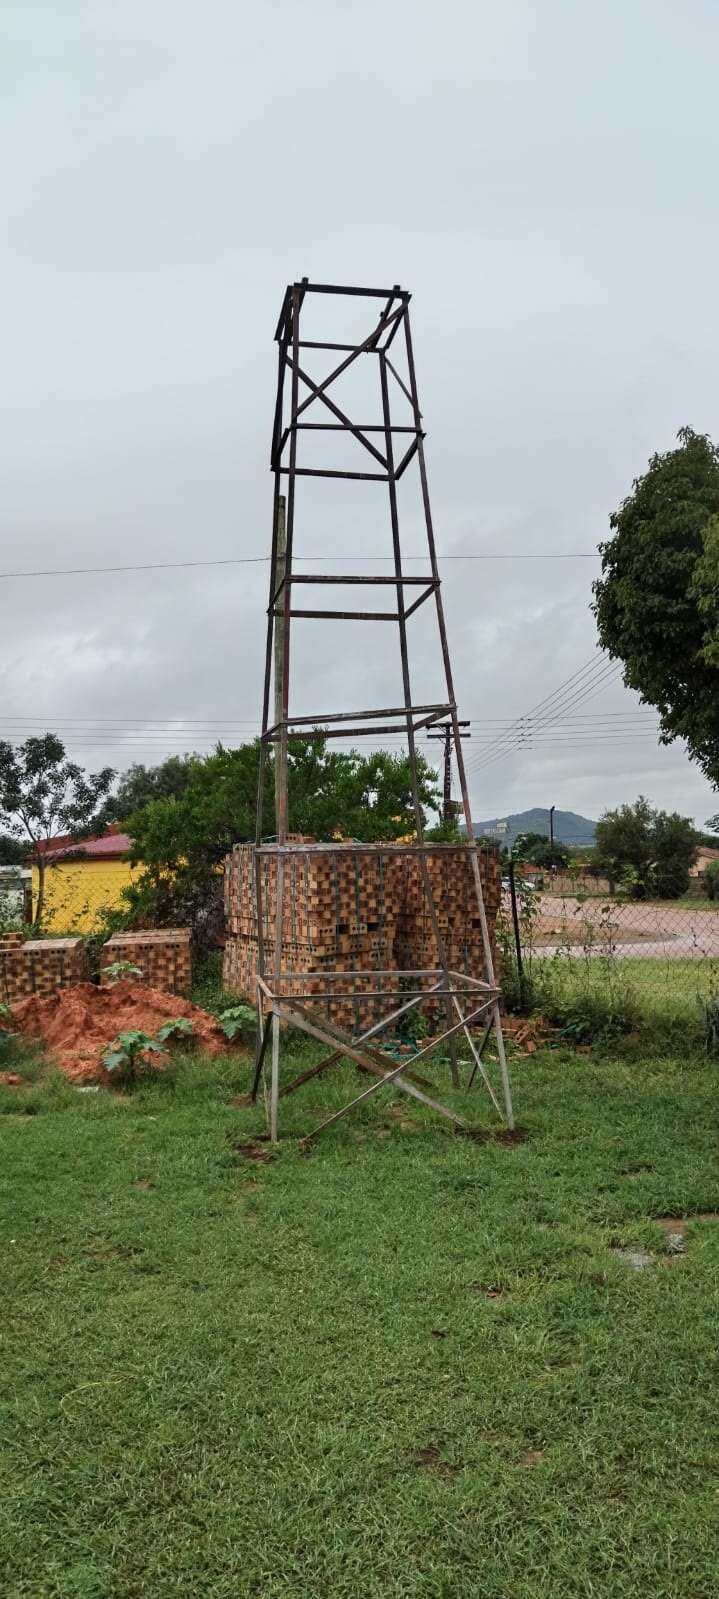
[383,1105,421,1132]
[412,1443,458,1478]
[468,1283,505,1299]
[654,1217,688,1255]
[517,1448,545,1468]
[0,1072,23,1087]
[84,1239,143,1264]
[455,1125,529,1147]
[229,1139,273,1165]
[133,1179,155,1191]
[11,981,228,1083]
[612,1247,655,1271]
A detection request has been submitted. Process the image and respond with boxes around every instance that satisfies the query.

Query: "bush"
[704,861,719,900]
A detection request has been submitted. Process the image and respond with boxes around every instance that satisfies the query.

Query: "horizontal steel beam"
[278,466,388,482]
[267,701,452,728]
[277,608,399,621]
[297,282,407,298]
[275,573,436,586]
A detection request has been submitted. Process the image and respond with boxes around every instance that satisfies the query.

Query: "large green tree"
[0,835,27,865]
[593,427,719,786]
[0,735,115,927]
[116,737,441,952]
[109,755,196,820]
[594,796,697,899]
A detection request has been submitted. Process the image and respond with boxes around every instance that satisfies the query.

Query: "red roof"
[32,824,132,863]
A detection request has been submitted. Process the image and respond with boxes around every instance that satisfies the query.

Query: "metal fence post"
[508,858,526,1012]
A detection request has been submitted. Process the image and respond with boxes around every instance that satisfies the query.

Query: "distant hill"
[462,807,596,849]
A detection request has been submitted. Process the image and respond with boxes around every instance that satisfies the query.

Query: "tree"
[593,428,719,786]
[594,796,697,900]
[117,737,442,953]
[108,755,197,821]
[0,835,27,865]
[0,735,115,927]
[512,832,570,869]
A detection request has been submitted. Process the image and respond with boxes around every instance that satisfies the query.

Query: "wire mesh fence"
[498,869,719,1045]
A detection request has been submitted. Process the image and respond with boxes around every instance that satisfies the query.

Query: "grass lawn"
[529,954,719,1036]
[2,1034,719,1597]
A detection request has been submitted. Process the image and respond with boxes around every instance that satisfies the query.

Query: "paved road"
[509,894,719,961]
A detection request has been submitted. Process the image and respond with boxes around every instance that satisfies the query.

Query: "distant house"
[689,846,719,879]
[29,824,138,932]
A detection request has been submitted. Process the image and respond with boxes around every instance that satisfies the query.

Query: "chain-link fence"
[498,864,719,1045]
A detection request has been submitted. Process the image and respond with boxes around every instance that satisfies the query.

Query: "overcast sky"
[2,0,718,832]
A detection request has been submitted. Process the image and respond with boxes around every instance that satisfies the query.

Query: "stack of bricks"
[393,848,500,981]
[0,934,87,1005]
[100,929,191,995]
[222,842,501,1030]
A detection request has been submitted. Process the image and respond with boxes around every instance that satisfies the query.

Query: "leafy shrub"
[219,1004,256,1042]
[103,1030,166,1086]
[697,993,719,1055]
[102,960,143,984]
[541,979,640,1043]
[704,861,719,900]
[156,1017,196,1047]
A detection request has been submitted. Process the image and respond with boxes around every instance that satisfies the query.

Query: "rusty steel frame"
[252,280,513,1140]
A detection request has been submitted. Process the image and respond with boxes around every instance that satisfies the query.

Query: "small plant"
[103,960,143,984]
[219,1004,256,1042]
[0,1000,14,1047]
[102,1030,166,1085]
[697,993,719,1056]
[156,1017,196,1047]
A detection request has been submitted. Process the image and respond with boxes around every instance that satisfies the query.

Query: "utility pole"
[549,804,555,848]
[427,721,470,821]
[273,495,287,833]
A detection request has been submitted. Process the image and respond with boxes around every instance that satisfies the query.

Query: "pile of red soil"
[11,980,228,1083]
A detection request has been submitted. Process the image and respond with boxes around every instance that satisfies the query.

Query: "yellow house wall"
[32,860,140,933]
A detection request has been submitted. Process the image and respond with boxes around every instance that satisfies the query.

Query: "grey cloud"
[2,0,718,832]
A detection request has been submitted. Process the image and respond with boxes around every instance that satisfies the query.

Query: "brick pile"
[100,930,191,995]
[0,935,87,1005]
[223,843,501,1029]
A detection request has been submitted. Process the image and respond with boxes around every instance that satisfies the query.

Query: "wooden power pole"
[427,721,470,821]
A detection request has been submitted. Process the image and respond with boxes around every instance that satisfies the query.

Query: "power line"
[0,709,658,732]
[0,550,602,580]
[464,657,623,778]
[462,653,607,775]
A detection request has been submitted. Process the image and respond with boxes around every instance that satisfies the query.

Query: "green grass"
[526,954,719,1041]
[2,1041,719,1597]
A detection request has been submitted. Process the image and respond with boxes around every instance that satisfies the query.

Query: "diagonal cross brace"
[269,995,470,1131]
